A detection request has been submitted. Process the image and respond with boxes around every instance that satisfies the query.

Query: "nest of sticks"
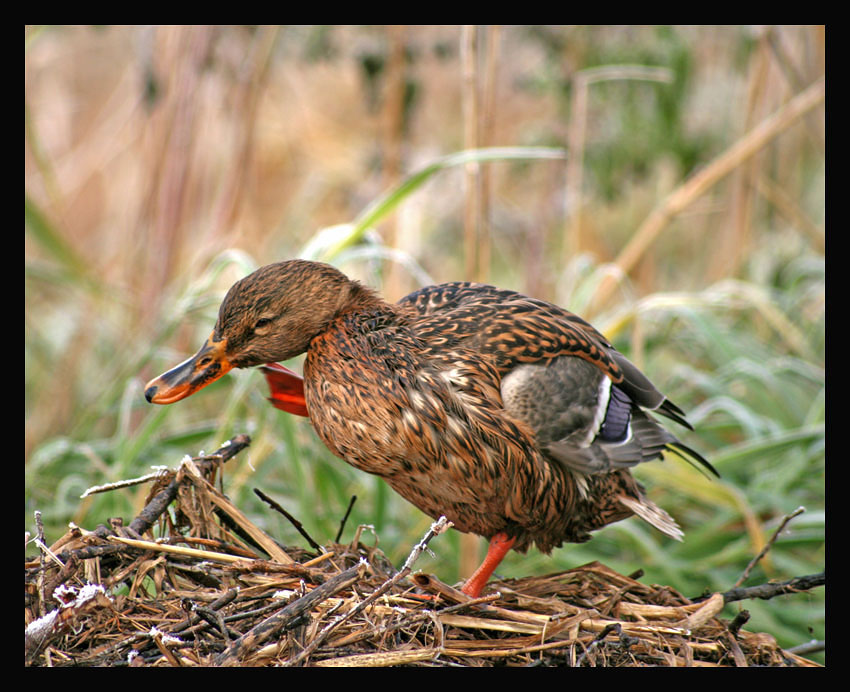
[25,435,823,667]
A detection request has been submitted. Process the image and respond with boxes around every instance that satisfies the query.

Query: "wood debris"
[25,435,822,667]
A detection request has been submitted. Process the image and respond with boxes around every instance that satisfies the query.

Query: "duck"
[145,259,715,597]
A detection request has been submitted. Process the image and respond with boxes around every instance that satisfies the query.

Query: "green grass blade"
[317,146,566,260]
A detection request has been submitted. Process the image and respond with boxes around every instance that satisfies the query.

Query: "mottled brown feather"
[208,261,712,554]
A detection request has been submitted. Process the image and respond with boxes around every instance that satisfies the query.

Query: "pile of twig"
[25,435,823,667]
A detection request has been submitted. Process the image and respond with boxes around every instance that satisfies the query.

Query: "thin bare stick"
[335,495,357,543]
[461,25,481,282]
[734,506,806,588]
[565,65,674,264]
[723,572,824,604]
[254,488,323,553]
[80,468,170,498]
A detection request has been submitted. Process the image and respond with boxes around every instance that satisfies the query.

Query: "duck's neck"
[336,280,390,317]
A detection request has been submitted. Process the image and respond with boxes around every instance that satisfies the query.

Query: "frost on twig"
[402,516,453,571]
[25,584,113,662]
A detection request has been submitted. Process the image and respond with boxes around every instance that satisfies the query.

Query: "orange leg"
[461,532,516,598]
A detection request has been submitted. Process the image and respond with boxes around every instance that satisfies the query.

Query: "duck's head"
[144,260,369,405]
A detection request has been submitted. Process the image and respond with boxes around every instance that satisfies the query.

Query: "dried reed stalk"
[590,76,825,315]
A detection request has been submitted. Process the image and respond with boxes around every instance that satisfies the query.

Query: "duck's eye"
[253,317,273,331]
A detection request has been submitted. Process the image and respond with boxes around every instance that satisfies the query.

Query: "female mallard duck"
[145,260,715,597]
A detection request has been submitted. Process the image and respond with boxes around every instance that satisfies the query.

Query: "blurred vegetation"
[25,26,824,661]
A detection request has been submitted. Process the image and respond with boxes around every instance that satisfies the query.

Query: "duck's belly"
[302,348,540,536]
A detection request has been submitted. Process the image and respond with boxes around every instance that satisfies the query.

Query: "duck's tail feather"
[618,494,684,541]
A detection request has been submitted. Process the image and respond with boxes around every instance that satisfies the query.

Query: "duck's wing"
[398,282,716,479]
[399,281,628,387]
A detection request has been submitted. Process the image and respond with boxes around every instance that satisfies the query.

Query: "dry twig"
[734,506,806,587]
[25,436,823,667]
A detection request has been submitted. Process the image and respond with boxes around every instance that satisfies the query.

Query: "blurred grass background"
[25,25,824,660]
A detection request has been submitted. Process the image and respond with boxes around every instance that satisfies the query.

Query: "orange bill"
[145,333,233,404]
[260,363,309,417]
